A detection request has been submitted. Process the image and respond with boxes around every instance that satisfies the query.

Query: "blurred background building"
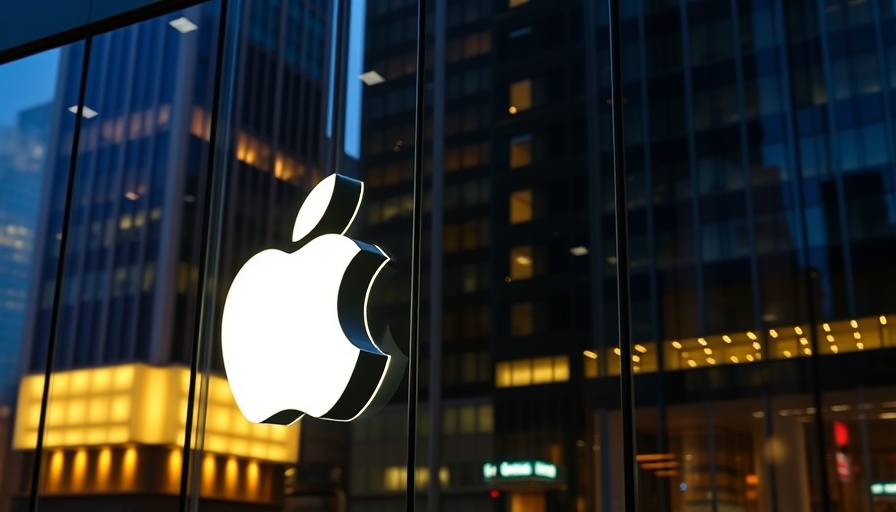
[2,0,896,511]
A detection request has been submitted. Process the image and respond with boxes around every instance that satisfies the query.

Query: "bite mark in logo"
[222,174,406,425]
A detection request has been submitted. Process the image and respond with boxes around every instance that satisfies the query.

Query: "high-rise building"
[352,0,896,511]
[8,2,334,510]
[3,0,896,510]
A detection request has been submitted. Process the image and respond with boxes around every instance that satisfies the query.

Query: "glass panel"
[23,3,221,507]
[0,44,79,509]
[193,0,417,510]
[419,0,896,510]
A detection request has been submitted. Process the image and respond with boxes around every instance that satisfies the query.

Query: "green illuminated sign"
[872,483,896,495]
[482,460,558,481]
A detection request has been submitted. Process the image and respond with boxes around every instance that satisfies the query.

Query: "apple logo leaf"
[292,174,363,244]
[222,173,406,426]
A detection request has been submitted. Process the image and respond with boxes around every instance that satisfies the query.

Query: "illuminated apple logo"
[222,174,406,425]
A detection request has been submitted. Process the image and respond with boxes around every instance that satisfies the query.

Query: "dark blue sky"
[0,49,59,126]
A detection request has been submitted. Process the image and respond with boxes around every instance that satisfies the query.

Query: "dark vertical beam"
[406,0,428,509]
[427,0,446,510]
[28,33,93,512]
[178,0,232,510]
[607,0,637,511]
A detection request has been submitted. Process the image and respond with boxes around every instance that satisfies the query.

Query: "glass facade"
[1,0,896,511]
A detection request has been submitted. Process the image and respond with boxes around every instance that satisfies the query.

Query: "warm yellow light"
[703,348,712,355]
[746,354,754,362]
[783,351,792,358]
[247,460,260,498]
[850,319,858,329]
[583,350,598,360]
[831,345,839,353]
[95,447,112,490]
[823,323,831,332]
[730,356,739,363]
[634,344,647,353]
[636,453,674,462]
[508,106,518,114]
[122,446,137,489]
[72,449,87,491]
[800,337,808,346]
[225,457,238,496]
[632,355,641,363]
[752,341,761,350]
[202,453,216,496]
[854,332,861,340]
[827,334,835,342]
[747,331,757,340]
[881,316,888,325]
[47,450,64,492]
[613,348,621,356]
[687,360,697,368]
[698,338,707,346]
[769,329,778,338]
[12,364,299,463]
[804,348,812,355]
[168,448,182,492]
[794,326,803,335]
[857,342,865,350]
[706,357,716,365]
[722,335,731,343]
[671,341,682,349]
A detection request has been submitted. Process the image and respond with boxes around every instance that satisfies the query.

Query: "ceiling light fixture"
[169,17,199,34]
[359,71,386,86]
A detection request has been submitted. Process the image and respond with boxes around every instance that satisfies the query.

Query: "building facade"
[1,0,896,511]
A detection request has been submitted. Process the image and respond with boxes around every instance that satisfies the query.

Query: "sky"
[0,48,60,126]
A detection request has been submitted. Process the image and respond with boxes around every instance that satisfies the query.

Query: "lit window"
[509,79,533,113]
[532,357,553,384]
[495,362,511,387]
[509,189,533,224]
[510,246,534,280]
[509,0,529,7]
[509,134,533,168]
[510,359,532,386]
[459,406,477,433]
[478,405,494,432]
[553,356,570,381]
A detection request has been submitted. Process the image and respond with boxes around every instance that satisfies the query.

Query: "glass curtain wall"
[0,44,79,512]
[400,0,896,512]
[5,0,896,511]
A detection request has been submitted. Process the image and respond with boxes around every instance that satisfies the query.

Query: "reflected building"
[356,0,896,512]
[0,103,50,407]
[9,1,334,511]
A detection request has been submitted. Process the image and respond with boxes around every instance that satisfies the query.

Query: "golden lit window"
[510,302,534,336]
[510,189,533,224]
[532,357,553,384]
[510,246,534,280]
[509,79,533,113]
[510,359,532,387]
[509,134,532,168]
[494,357,571,388]
[495,362,512,388]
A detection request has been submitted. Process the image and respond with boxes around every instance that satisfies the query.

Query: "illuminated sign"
[483,460,558,481]
[872,483,896,495]
[222,174,406,425]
